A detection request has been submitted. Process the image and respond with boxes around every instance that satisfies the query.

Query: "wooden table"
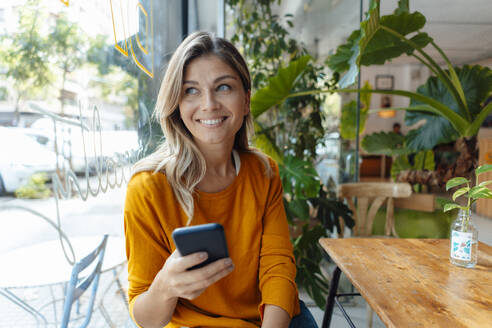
[319,238,492,328]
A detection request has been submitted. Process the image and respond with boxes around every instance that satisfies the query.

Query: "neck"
[196,143,235,177]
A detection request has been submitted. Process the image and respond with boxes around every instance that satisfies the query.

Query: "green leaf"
[406,65,492,148]
[404,68,485,150]
[360,81,373,108]
[436,197,455,210]
[446,177,469,190]
[469,186,492,200]
[391,155,412,181]
[250,55,311,118]
[479,181,492,187]
[443,203,464,212]
[456,65,492,118]
[405,121,459,152]
[287,198,310,220]
[340,101,366,140]
[468,101,492,136]
[310,191,354,233]
[279,155,319,198]
[361,131,410,156]
[358,11,433,66]
[326,30,360,74]
[476,164,492,176]
[412,150,435,171]
[252,121,283,164]
[452,187,469,201]
[338,38,361,88]
[340,82,372,140]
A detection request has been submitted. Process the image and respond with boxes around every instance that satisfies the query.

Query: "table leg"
[321,266,341,328]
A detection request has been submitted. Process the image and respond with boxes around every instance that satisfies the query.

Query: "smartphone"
[172,223,229,270]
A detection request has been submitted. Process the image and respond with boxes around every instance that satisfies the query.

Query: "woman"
[124,31,317,328]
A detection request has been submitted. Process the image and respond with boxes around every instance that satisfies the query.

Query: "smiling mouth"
[198,117,227,126]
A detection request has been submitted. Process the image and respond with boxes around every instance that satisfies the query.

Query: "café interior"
[0,0,491,327]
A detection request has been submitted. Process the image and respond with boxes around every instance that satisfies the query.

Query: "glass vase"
[450,210,478,268]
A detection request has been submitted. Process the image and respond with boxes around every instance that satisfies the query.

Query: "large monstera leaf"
[359,10,432,66]
[278,155,319,199]
[327,1,432,85]
[405,65,492,151]
[250,55,311,118]
[455,65,492,117]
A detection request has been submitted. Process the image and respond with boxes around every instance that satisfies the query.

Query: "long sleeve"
[258,161,300,319]
[124,172,171,319]
[123,154,300,327]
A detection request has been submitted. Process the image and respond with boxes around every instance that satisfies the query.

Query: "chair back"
[60,235,108,328]
[338,183,412,237]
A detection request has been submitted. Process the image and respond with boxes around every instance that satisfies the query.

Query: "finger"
[186,258,234,285]
[187,262,235,292]
[173,251,208,272]
[160,249,180,272]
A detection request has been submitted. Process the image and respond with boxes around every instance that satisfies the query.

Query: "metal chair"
[323,182,412,328]
[60,234,108,328]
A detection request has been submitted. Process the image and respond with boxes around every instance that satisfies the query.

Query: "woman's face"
[178,55,250,150]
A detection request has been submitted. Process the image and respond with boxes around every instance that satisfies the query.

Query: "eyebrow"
[183,75,238,85]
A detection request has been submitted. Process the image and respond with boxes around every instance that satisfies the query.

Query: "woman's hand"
[151,249,235,301]
[133,250,234,328]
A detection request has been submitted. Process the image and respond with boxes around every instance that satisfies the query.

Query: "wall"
[473,57,492,68]
[359,63,432,138]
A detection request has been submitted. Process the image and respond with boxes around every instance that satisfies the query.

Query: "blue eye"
[217,84,231,91]
[185,87,198,95]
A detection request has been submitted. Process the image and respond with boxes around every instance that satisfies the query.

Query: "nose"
[202,90,219,111]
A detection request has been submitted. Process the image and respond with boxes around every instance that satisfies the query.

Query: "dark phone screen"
[172,223,229,270]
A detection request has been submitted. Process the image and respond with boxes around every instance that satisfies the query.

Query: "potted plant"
[325,0,492,187]
[252,0,492,188]
[227,0,354,309]
[249,0,492,240]
[444,164,492,268]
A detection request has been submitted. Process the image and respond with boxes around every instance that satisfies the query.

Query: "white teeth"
[200,118,223,125]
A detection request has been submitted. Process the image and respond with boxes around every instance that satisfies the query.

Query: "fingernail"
[199,252,208,259]
[225,258,232,265]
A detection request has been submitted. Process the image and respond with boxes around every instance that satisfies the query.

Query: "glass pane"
[0,1,218,324]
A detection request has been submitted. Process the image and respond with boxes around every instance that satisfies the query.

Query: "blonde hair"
[132,31,271,223]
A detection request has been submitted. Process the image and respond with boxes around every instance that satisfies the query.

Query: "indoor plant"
[444,164,492,267]
[326,0,492,187]
[227,0,354,309]
[251,0,492,187]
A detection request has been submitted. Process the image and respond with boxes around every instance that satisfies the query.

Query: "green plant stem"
[289,88,469,134]
[469,101,492,136]
[411,52,440,78]
[379,26,469,119]
[430,40,470,120]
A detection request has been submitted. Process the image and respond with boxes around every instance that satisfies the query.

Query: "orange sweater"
[124,151,300,328]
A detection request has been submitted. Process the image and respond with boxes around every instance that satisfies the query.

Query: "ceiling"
[277,0,492,66]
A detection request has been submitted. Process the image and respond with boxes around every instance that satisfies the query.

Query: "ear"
[244,90,251,115]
